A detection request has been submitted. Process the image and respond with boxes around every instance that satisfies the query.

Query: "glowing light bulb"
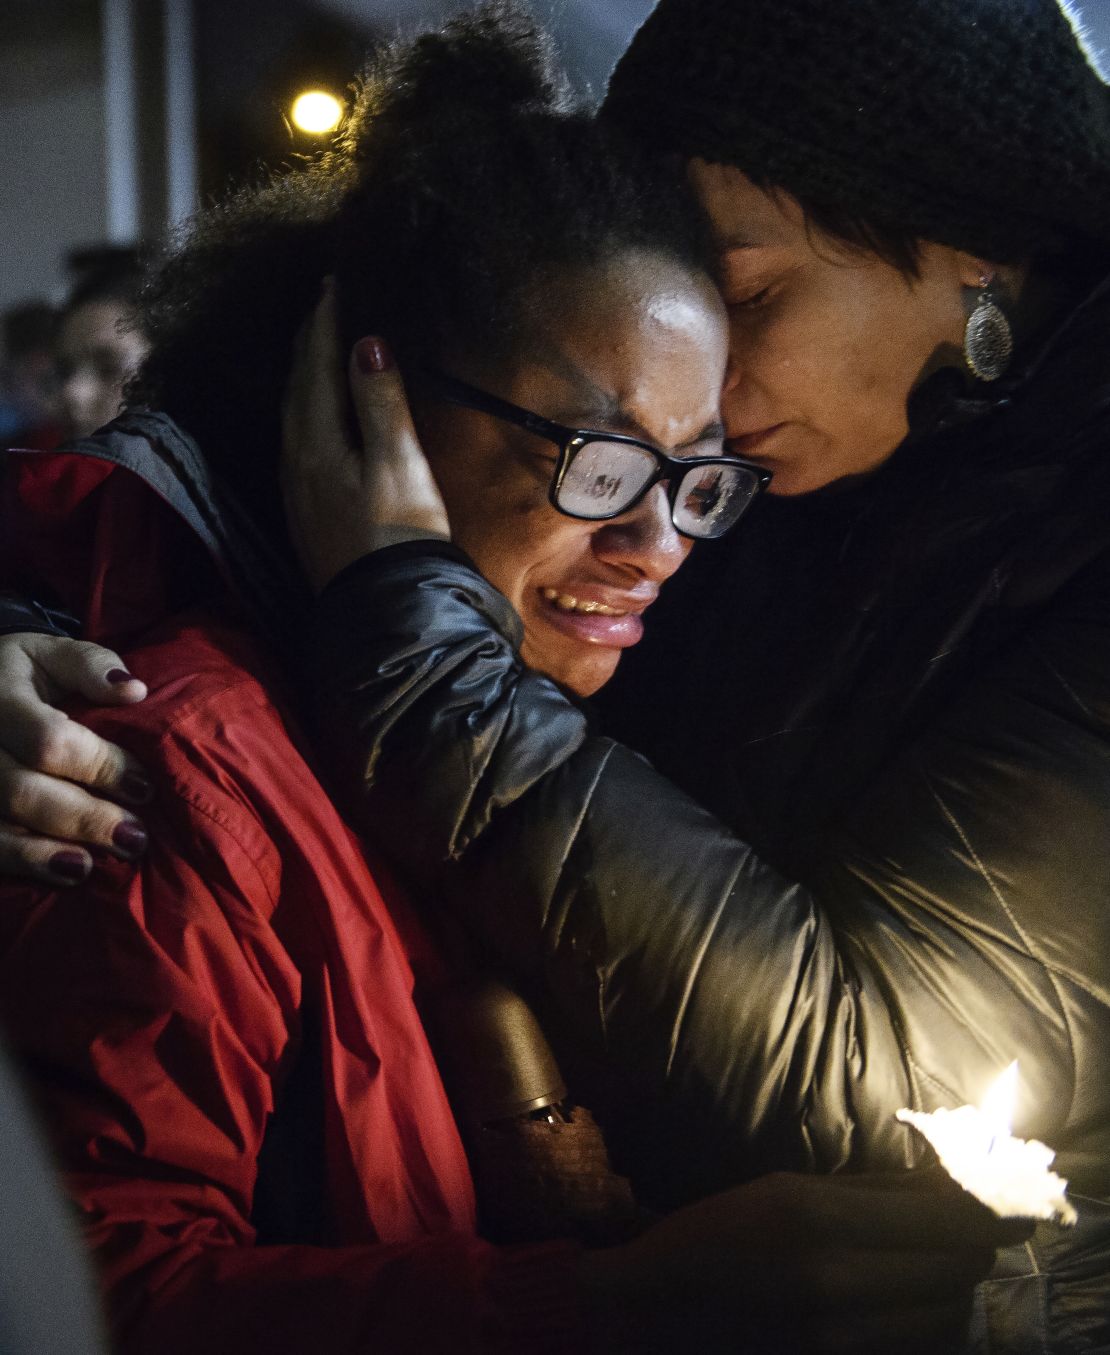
[291,90,343,135]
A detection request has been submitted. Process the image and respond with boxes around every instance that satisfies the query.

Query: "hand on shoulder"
[0,631,150,886]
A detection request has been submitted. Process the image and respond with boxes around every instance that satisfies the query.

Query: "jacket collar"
[10,410,310,658]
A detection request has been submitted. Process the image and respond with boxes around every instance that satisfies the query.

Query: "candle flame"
[980,1060,1018,1139]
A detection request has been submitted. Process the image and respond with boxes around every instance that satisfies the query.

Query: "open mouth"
[540,588,628,617]
[535,587,647,649]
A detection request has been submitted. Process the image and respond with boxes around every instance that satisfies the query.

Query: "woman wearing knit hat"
[3,0,1110,1351]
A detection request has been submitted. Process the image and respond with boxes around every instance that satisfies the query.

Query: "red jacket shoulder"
[77,611,319,911]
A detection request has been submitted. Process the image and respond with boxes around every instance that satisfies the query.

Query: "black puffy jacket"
[307,279,1110,1354]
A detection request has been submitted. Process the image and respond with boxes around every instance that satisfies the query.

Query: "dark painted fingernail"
[112,821,148,857]
[119,772,154,804]
[49,850,91,883]
[355,337,394,374]
[106,668,134,685]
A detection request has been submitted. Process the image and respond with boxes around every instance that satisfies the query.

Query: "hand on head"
[280,279,449,595]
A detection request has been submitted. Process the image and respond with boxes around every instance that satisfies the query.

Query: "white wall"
[0,33,107,314]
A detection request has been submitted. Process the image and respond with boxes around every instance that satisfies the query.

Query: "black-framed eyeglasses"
[419,368,772,541]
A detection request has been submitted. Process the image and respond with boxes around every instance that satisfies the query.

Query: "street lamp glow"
[291,90,343,135]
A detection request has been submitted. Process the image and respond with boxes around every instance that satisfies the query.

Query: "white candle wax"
[896,1063,1077,1225]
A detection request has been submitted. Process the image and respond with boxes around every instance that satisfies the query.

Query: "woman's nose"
[720,348,756,439]
[721,347,743,399]
[591,483,691,582]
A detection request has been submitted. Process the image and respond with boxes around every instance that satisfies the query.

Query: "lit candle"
[897,1062,1077,1225]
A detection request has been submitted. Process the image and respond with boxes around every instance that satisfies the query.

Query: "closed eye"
[728,284,775,310]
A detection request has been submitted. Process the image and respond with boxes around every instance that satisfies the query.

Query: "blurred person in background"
[54,246,150,441]
[0,301,62,450]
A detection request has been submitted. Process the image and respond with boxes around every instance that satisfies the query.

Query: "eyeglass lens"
[673,464,760,538]
[556,441,659,517]
[557,439,762,539]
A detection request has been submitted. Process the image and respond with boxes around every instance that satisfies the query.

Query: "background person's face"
[55,300,149,440]
[414,251,728,696]
[689,160,977,496]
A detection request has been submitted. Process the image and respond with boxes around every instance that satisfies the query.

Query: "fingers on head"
[313,277,339,346]
[289,280,341,388]
[348,336,407,414]
[282,282,348,465]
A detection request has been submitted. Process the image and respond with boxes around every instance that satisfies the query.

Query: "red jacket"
[0,430,580,1353]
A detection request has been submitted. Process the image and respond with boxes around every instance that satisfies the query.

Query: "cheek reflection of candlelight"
[897,1062,1077,1226]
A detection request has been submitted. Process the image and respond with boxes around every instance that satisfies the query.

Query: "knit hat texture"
[604,0,1110,261]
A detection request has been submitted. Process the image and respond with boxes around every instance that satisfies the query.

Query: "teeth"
[541,587,624,617]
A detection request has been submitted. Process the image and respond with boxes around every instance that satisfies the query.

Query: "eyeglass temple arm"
[422,367,772,490]
[419,368,573,445]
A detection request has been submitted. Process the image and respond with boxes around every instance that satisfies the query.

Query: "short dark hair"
[3,302,58,362]
[737,172,925,278]
[130,2,713,520]
[767,186,1102,283]
[64,245,148,316]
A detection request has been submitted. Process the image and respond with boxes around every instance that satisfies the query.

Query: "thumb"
[348,337,449,540]
[30,636,148,706]
[349,337,420,452]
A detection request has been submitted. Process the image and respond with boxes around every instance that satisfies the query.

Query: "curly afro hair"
[130,1,713,527]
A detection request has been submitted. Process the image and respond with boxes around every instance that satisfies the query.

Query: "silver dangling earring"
[963,272,1013,382]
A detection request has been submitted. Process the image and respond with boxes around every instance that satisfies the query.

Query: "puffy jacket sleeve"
[306,543,1109,1204]
[305,547,895,1198]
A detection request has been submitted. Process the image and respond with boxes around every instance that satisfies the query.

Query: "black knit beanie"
[604,0,1110,261]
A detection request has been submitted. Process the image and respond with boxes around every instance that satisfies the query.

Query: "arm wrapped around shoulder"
[307,545,914,1203]
[310,541,595,869]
